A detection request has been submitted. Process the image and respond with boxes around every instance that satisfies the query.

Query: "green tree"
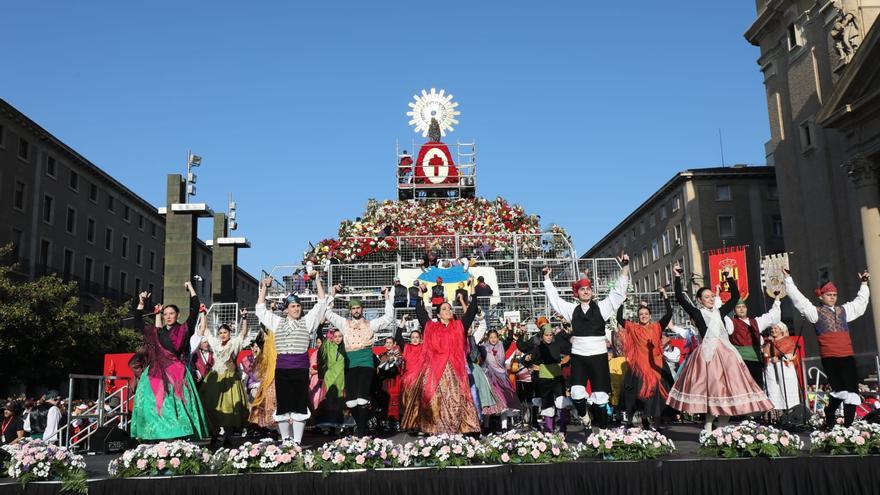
[0,246,142,393]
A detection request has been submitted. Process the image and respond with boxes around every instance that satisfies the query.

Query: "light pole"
[186,151,202,201]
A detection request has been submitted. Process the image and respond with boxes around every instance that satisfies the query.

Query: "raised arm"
[460,290,479,332]
[184,281,200,331]
[616,304,628,330]
[370,289,396,331]
[542,267,576,321]
[658,290,673,329]
[783,274,819,323]
[718,275,739,317]
[755,298,782,331]
[254,277,283,332]
[598,254,631,320]
[238,309,249,340]
[842,273,871,322]
[323,307,349,334]
[415,283,430,328]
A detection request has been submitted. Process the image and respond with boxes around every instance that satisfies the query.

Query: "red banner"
[708,246,749,304]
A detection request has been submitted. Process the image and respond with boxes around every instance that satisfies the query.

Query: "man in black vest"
[543,254,630,432]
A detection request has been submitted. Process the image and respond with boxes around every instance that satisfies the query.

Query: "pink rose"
[779,437,789,447]
[623,436,633,445]
[355,455,365,465]
[500,453,510,463]
[170,458,181,468]
[604,440,614,449]
[551,447,560,456]
[835,436,845,444]
[322,451,332,461]
[280,453,292,463]
[855,437,866,446]
[157,459,166,470]
[333,452,345,464]
[530,449,541,460]
[157,448,168,457]
[136,459,148,470]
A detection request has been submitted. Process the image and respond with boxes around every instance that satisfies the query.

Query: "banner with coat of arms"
[708,246,749,304]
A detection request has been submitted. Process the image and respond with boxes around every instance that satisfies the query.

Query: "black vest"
[570,300,606,337]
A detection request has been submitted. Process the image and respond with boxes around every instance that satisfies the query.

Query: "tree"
[0,245,142,393]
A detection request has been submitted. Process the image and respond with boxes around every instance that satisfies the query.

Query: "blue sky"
[2,1,768,278]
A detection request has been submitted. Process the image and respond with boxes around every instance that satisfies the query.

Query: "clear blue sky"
[2,1,768,278]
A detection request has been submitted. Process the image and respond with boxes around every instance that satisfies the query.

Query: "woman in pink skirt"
[666,262,772,433]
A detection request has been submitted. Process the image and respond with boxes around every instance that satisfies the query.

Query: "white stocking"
[292,420,306,444]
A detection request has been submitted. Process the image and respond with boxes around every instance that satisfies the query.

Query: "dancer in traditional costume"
[197,310,250,447]
[784,269,870,427]
[666,263,772,433]
[377,332,404,430]
[323,287,396,435]
[616,289,674,427]
[399,328,425,432]
[254,275,327,443]
[248,328,278,432]
[762,322,802,413]
[542,255,629,432]
[315,329,346,428]
[723,296,782,390]
[308,335,325,412]
[520,324,571,432]
[413,282,481,434]
[480,329,521,428]
[130,282,208,440]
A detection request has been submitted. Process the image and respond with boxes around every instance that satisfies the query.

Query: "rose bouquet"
[108,440,211,477]
[3,439,87,493]
[580,427,676,461]
[698,421,802,458]
[482,430,579,464]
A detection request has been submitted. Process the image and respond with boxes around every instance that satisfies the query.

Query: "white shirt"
[784,277,870,324]
[543,273,628,356]
[723,299,781,335]
[323,296,396,335]
[43,405,61,443]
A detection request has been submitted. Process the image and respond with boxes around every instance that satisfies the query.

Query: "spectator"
[430,277,446,314]
[392,277,409,308]
[1,402,26,446]
[42,392,63,444]
[408,281,421,308]
[455,282,470,307]
[474,276,494,324]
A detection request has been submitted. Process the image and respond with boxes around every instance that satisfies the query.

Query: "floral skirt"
[417,364,481,435]
[248,379,277,429]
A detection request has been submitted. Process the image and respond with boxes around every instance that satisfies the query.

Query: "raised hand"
[859,271,871,283]
[262,277,274,288]
[782,267,791,278]
[658,287,667,299]
[673,261,683,276]
[542,266,552,278]
[184,281,193,290]
[617,251,630,267]
[138,291,150,304]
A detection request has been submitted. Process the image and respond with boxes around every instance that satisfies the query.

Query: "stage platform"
[2,424,879,495]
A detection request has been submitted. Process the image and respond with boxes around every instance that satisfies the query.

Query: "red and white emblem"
[415,143,458,184]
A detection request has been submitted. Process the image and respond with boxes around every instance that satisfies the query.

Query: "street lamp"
[228,193,238,231]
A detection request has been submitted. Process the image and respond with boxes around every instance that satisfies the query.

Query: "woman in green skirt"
[130,282,208,441]
[198,309,250,448]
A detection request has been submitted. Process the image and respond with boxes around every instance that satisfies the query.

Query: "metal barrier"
[807,366,828,415]
[63,374,131,451]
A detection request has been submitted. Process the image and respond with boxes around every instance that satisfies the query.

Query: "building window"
[107,195,115,213]
[87,218,96,244]
[672,196,681,212]
[674,224,683,246]
[65,207,76,234]
[718,215,736,238]
[13,181,26,211]
[123,205,130,222]
[134,278,142,295]
[799,121,814,151]
[630,229,636,241]
[651,240,660,261]
[787,23,801,50]
[84,257,94,286]
[654,270,661,290]
[136,244,143,266]
[772,215,784,237]
[105,227,114,252]
[649,214,656,228]
[42,195,55,224]
[149,251,156,271]
[138,214,144,231]
[0,124,4,147]
[103,265,111,289]
[150,222,157,238]
[641,247,649,267]
[662,230,671,255]
[769,185,779,200]
[39,239,51,268]
[121,236,129,259]
[660,205,667,220]
[639,222,646,235]
[119,271,128,294]
[46,156,57,178]
[89,183,98,203]
[644,276,650,292]
[18,138,30,161]
[68,169,79,191]
[664,265,672,285]
[11,228,24,259]
[63,249,74,279]
[715,185,732,201]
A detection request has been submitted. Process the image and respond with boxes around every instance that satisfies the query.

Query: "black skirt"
[620,367,673,418]
[345,366,375,402]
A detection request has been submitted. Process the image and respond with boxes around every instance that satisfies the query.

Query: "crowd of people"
[5,256,875,451]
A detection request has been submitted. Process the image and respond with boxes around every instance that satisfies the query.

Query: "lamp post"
[186,151,202,201]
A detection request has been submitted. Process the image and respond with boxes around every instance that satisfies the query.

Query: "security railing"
[63,374,132,451]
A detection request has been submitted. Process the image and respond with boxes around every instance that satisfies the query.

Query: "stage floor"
[2,423,880,495]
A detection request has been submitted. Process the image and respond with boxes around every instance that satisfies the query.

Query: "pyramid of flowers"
[304,197,569,264]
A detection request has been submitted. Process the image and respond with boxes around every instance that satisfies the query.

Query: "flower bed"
[579,427,675,461]
[311,436,400,472]
[810,421,880,456]
[483,430,578,464]
[699,421,802,458]
[2,439,86,492]
[210,439,307,474]
[399,433,485,468]
[108,440,211,477]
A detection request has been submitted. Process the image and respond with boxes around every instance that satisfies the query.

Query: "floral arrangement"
[482,430,579,464]
[210,439,306,474]
[699,421,802,458]
[399,433,485,468]
[311,436,400,472]
[2,439,86,492]
[579,427,676,461]
[810,421,880,456]
[807,408,844,429]
[303,197,562,263]
[108,440,211,477]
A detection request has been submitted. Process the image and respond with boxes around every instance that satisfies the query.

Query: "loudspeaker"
[87,426,131,454]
